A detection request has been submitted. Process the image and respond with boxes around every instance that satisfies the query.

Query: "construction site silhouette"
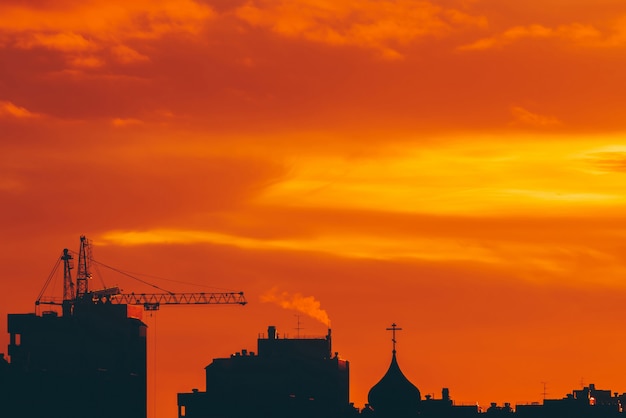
[2,238,626,417]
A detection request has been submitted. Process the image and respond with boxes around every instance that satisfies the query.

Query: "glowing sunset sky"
[2,0,626,416]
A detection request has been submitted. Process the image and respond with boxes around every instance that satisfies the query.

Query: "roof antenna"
[295,314,304,338]
[541,381,548,401]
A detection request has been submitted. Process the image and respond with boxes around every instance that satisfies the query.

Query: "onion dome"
[367,323,420,417]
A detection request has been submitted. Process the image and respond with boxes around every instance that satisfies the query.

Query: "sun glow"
[257,135,626,215]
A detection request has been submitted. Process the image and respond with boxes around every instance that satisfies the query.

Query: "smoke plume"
[261,288,330,326]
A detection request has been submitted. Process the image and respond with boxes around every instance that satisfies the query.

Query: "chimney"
[268,326,277,340]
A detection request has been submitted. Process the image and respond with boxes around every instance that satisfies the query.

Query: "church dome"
[367,324,420,417]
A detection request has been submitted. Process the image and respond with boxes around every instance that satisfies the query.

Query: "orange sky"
[2,0,626,416]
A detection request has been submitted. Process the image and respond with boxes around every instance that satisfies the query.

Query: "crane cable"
[43,249,238,302]
[35,255,62,307]
[67,252,175,295]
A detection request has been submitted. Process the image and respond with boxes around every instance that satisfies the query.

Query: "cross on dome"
[386,323,403,353]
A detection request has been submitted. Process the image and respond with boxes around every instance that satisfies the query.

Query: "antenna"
[541,381,548,401]
[295,314,304,338]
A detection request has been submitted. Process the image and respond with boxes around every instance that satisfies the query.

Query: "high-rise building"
[2,302,147,418]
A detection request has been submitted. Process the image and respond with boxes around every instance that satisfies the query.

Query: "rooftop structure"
[178,325,355,418]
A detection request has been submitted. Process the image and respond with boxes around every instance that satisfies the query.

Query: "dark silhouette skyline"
[174,323,626,418]
[3,304,626,418]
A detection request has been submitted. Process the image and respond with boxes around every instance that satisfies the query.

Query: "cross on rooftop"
[386,323,403,353]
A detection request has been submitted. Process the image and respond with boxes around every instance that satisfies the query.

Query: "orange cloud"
[69,55,105,68]
[256,136,626,217]
[85,131,626,295]
[510,106,561,128]
[0,0,214,37]
[236,0,487,58]
[0,0,214,68]
[98,227,501,264]
[111,117,144,127]
[584,149,626,173]
[111,45,150,64]
[14,32,94,52]
[0,101,39,118]
[460,22,606,50]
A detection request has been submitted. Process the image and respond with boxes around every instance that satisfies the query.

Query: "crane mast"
[76,235,92,299]
[61,248,75,317]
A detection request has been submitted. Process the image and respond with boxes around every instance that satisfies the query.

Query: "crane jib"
[109,292,248,308]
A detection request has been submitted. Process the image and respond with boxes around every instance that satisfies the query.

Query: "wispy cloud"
[510,106,561,128]
[111,45,150,64]
[0,0,214,68]
[0,101,39,118]
[98,228,499,263]
[459,22,611,51]
[111,118,144,127]
[14,32,94,52]
[585,151,626,173]
[236,0,487,59]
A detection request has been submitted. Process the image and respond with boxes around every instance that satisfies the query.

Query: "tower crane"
[36,235,247,315]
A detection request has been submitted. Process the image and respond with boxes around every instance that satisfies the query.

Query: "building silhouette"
[0,302,147,418]
[366,323,421,417]
[363,323,479,418]
[515,383,624,417]
[178,325,356,418]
